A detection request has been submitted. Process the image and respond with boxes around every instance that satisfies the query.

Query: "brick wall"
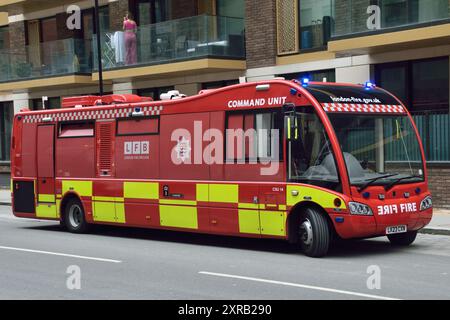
[8,21,26,59]
[427,166,450,209]
[109,0,130,31]
[171,0,198,19]
[245,0,277,69]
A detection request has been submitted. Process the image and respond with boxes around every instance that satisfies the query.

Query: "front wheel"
[64,198,90,233]
[387,230,417,246]
[298,207,331,257]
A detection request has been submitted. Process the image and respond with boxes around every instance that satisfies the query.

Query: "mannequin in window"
[123,12,138,65]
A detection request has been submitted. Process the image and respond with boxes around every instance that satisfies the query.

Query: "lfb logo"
[124,141,150,155]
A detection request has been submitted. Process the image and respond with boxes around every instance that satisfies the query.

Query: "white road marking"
[199,271,400,300]
[0,245,122,263]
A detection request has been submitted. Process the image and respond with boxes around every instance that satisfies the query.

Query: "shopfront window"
[376,57,450,162]
[0,102,13,161]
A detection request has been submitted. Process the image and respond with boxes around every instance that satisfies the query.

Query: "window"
[117,117,159,135]
[30,97,61,110]
[299,0,332,50]
[59,122,94,138]
[137,86,174,100]
[278,69,335,83]
[0,101,13,161]
[287,106,341,191]
[376,57,450,162]
[381,0,448,28]
[0,26,9,50]
[376,57,449,113]
[226,110,283,162]
[202,79,239,90]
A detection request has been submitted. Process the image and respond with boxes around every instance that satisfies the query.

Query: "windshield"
[287,107,341,191]
[327,114,424,188]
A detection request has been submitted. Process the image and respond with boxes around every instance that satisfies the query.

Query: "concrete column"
[12,92,30,114]
[336,64,371,85]
[175,83,200,96]
[112,82,134,95]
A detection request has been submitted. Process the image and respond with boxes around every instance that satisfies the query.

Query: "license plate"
[386,225,407,235]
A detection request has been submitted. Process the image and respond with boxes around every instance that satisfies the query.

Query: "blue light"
[365,81,375,89]
[335,217,344,223]
[301,78,310,86]
[290,88,297,95]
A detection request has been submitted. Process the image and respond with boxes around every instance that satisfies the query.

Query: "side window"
[287,106,341,191]
[116,117,159,135]
[58,122,94,138]
[226,110,283,162]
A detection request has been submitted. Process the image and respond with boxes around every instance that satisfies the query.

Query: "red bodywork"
[10,80,432,240]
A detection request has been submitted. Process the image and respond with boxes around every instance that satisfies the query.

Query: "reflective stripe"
[260,211,286,236]
[124,182,159,199]
[38,194,55,203]
[238,209,260,234]
[115,203,126,223]
[93,201,116,223]
[209,184,238,203]
[196,184,209,202]
[159,199,197,206]
[238,203,259,209]
[160,205,198,229]
[36,204,58,218]
[286,185,346,209]
[62,180,93,197]
[93,200,126,223]
[279,204,287,210]
[92,196,124,202]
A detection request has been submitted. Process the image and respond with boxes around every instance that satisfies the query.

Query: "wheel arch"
[59,192,84,222]
[286,201,336,244]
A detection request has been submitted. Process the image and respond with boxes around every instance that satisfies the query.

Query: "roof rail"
[61,94,153,108]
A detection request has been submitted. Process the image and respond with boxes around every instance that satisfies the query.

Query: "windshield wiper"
[384,174,422,191]
[357,174,399,192]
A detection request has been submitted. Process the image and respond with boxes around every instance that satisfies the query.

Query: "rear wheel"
[64,198,90,233]
[387,230,417,246]
[298,207,331,257]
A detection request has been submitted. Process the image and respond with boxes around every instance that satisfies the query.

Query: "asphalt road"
[0,205,449,300]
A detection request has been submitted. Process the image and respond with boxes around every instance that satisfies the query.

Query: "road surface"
[0,205,449,300]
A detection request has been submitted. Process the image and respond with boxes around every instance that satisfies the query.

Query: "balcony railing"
[331,0,450,38]
[94,15,245,71]
[0,38,92,83]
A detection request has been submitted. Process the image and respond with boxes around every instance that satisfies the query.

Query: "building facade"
[0,0,246,171]
[1,0,450,207]
[245,0,450,208]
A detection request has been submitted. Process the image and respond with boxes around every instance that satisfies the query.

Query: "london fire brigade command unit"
[10,79,433,257]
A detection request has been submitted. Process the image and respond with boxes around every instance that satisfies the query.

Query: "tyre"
[64,198,90,233]
[298,207,331,257]
[387,230,417,246]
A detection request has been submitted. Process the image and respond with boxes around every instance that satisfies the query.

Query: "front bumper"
[329,207,433,239]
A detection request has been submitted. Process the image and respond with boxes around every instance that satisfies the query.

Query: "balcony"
[0,38,93,91]
[93,15,246,80]
[328,0,450,54]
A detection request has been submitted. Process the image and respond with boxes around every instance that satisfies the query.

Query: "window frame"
[115,115,160,137]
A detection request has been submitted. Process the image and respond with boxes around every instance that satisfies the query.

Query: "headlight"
[349,202,373,215]
[420,196,432,211]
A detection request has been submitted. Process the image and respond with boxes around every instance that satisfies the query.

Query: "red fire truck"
[10,80,432,257]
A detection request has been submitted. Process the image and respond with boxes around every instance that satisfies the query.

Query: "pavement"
[0,204,449,299]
